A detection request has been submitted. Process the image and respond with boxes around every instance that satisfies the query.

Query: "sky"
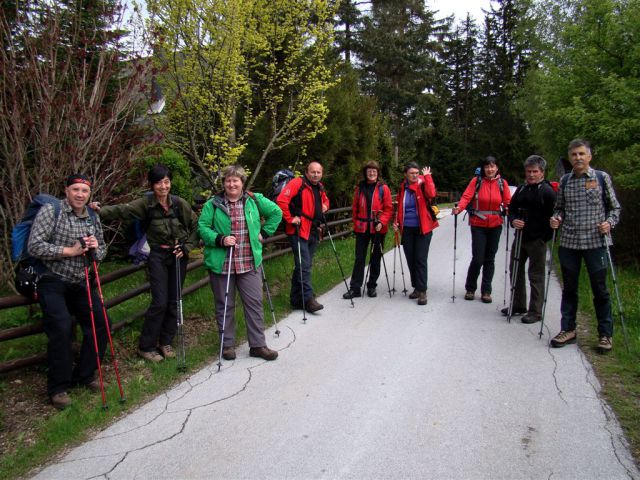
[428,0,493,23]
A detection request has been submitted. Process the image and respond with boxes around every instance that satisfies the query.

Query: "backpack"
[270,169,296,201]
[129,192,183,264]
[11,194,96,299]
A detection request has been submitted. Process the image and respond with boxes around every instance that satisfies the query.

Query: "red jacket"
[396,175,439,235]
[277,176,330,240]
[351,181,394,234]
[457,175,511,228]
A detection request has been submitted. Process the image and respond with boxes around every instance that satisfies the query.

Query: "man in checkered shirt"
[27,174,109,410]
[549,139,621,353]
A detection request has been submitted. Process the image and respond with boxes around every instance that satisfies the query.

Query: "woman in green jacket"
[91,165,199,362]
[198,165,282,362]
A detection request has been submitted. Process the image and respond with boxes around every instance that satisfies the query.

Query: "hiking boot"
[550,330,577,348]
[409,289,419,299]
[84,378,101,392]
[159,344,176,358]
[366,287,377,298]
[521,313,541,324]
[481,293,492,303]
[305,297,324,313]
[500,307,526,316]
[222,347,236,360]
[138,349,164,363]
[343,289,361,299]
[464,291,475,301]
[597,336,613,354]
[249,346,279,361]
[417,290,428,306]
[51,392,71,410]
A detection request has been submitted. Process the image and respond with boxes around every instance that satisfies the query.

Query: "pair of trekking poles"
[79,240,125,410]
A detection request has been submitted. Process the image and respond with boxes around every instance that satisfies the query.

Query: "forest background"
[1,0,640,290]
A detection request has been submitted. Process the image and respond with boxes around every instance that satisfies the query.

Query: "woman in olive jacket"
[198,165,282,362]
[92,165,199,362]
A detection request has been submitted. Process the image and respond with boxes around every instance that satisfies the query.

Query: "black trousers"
[140,249,188,352]
[401,227,432,291]
[465,226,502,294]
[349,232,386,292]
[38,274,109,397]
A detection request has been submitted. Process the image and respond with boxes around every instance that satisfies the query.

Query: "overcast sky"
[428,0,493,23]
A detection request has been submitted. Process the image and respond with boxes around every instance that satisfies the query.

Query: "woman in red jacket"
[344,161,394,299]
[394,162,439,305]
[453,156,511,303]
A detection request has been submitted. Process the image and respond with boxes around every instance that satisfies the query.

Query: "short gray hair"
[221,164,247,184]
[523,155,546,171]
[567,138,591,154]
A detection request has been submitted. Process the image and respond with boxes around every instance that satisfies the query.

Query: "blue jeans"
[558,246,613,337]
[465,226,502,294]
[288,232,319,305]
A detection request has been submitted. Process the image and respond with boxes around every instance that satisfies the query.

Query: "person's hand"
[82,235,99,250]
[88,201,101,212]
[292,216,301,226]
[452,207,460,215]
[173,243,185,258]
[512,219,525,230]
[258,233,264,243]
[393,223,399,232]
[550,216,562,229]
[65,240,87,257]
[375,222,382,232]
[598,221,611,235]
[322,204,329,213]
[421,166,431,176]
[223,235,237,247]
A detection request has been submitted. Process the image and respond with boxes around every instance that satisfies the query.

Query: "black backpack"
[270,169,296,201]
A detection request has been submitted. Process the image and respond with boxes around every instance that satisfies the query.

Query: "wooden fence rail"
[0,207,353,373]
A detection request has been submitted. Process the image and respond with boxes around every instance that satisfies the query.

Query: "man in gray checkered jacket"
[28,174,109,410]
[549,139,621,353]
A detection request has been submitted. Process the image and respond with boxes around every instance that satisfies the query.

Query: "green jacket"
[100,193,199,253]
[198,192,282,274]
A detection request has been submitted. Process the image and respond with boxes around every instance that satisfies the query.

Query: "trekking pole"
[174,246,187,371]
[538,229,556,339]
[90,252,125,403]
[295,225,307,323]
[217,246,234,371]
[503,221,510,307]
[322,214,354,308]
[452,203,458,303]
[261,265,281,337]
[603,233,630,351]
[507,211,525,323]
[79,245,108,410]
[395,229,408,295]
[376,232,393,298]
[363,235,376,297]
[391,236,397,295]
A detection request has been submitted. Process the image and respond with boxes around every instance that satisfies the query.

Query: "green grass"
[0,234,366,479]
[572,259,640,462]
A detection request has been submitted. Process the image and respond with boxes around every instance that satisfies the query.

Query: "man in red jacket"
[277,161,330,313]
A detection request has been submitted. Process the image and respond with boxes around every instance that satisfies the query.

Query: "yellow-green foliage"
[146,0,338,186]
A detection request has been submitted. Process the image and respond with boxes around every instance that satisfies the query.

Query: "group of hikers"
[23,138,621,410]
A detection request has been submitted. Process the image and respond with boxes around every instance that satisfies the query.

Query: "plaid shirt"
[222,198,254,274]
[27,200,107,284]
[553,168,621,250]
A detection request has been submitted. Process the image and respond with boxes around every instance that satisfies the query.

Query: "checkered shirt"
[222,198,254,274]
[27,200,107,284]
[553,168,621,250]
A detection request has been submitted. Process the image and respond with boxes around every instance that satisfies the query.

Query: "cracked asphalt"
[32,210,639,480]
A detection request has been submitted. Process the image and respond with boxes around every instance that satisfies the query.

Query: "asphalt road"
[33,211,639,480]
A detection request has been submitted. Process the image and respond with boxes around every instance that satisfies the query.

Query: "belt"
[473,210,502,220]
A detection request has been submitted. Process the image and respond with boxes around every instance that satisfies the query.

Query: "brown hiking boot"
[597,336,612,354]
[481,293,492,303]
[249,346,279,361]
[550,330,577,348]
[521,313,541,324]
[464,291,475,301]
[305,297,324,313]
[409,289,419,299]
[84,378,101,392]
[137,349,164,363]
[51,392,71,410]
[417,290,428,305]
[159,344,176,358]
[222,347,236,360]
